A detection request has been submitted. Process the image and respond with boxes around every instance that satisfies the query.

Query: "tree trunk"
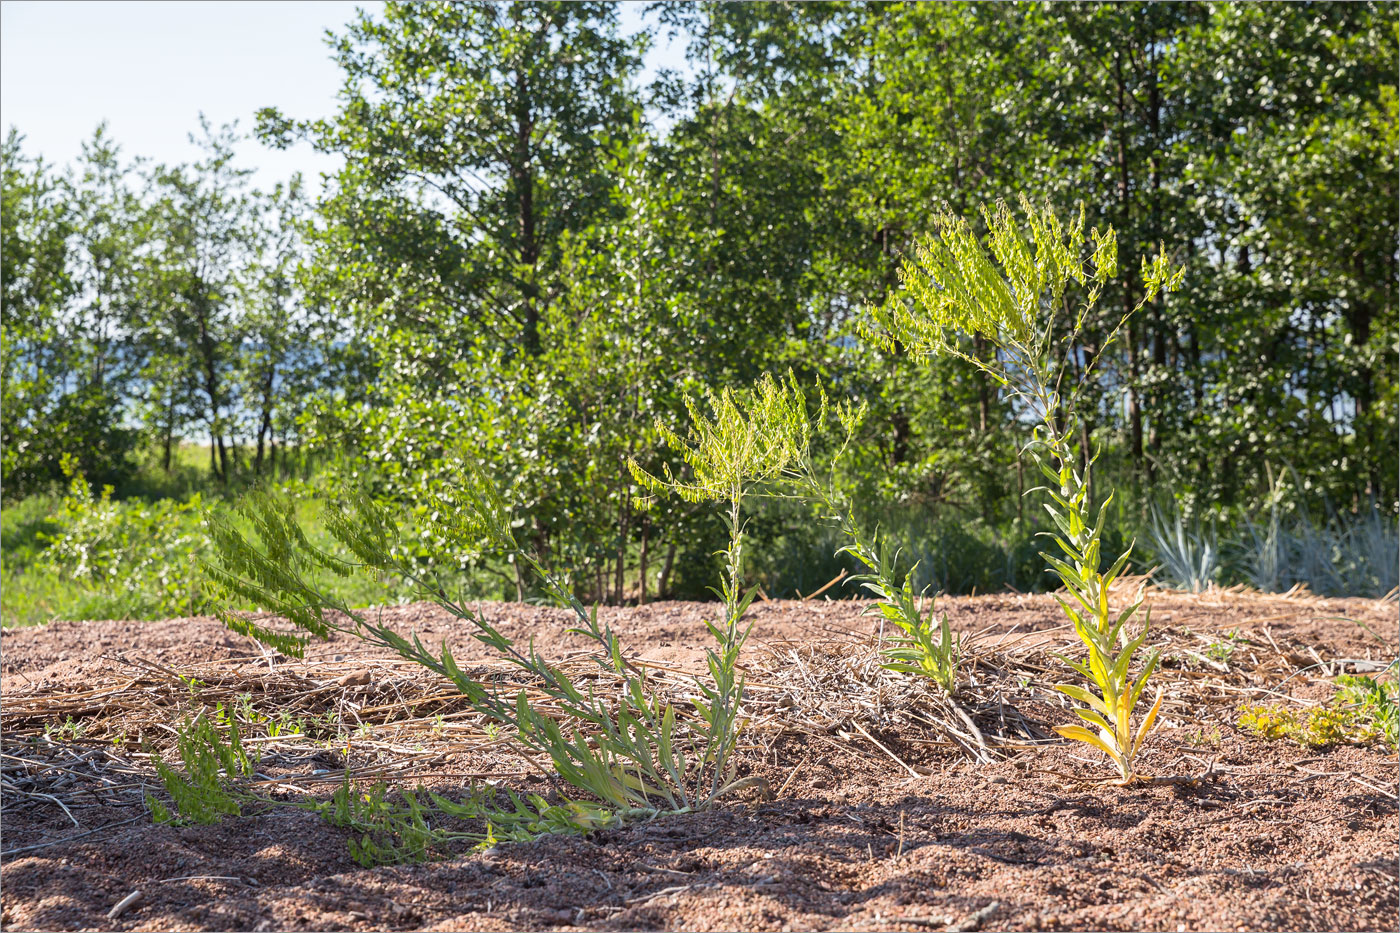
[1146,34,1164,482]
[162,389,175,473]
[254,366,276,476]
[513,63,540,357]
[658,541,678,601]
[614,499,629,605]
[215,433,229,481]
[195,299,226,483]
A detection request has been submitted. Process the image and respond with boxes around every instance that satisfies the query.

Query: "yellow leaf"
[1055,723,1125,772]
[1131,687,1164,759]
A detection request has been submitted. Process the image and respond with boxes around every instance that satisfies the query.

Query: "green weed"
[866,195,1184,783]
[1239,672,1397,748]
[44,716,86,742]
[207,383,822,844]
[147,714,259,825]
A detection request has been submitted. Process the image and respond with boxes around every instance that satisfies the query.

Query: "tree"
[144,119,259,482]
[260,1,642,358]
[1,129,144,496]
[238,176,319,478]
[255,1,656,588]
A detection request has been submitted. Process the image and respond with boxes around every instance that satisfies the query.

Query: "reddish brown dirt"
[2,591,1396,932]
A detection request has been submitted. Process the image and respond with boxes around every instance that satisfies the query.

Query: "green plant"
[45,716,86,742]
[628,370,821,798]
[147,716,485,866]
[1187,725,1222,748]
[1237,482,1399,598]
[36,456,208,619]
[1204,632,1246,665]
[208,418,800,839]
[313,779,474,867]
[783,401,965,695]
[859,545,961,695]
[1335,671,1398,747]
[866,195,1183,783]
[147,714,259,825]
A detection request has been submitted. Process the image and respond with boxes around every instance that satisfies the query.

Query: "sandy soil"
[1,590,1396,932]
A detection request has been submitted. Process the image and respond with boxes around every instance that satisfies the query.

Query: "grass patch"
[0,475,477,628]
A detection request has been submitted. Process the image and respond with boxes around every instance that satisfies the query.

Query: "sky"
[0,0,677,193]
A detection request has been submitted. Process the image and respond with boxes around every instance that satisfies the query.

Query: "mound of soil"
[1,590,1396,932]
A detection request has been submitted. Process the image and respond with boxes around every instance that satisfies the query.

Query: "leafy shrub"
[0,382,140,502]
[0,460,452,627]
[35,456,208,619]
[866,195,1183,782]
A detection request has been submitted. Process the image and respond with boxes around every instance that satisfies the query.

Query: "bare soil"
[1,589,1396,932]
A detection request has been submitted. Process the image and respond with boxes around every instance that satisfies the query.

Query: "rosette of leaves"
[866,194,1184,783]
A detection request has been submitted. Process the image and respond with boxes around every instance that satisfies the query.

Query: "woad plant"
[866,194,1184,783]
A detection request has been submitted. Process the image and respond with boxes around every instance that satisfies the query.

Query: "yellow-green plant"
[788,401,964,695]
[866,195,1184,783]
[631,375,965,698]
[629,371,818,799]
[1239,670,1398,749]
[205,457,774,842]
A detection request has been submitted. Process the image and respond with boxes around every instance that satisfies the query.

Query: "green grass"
[0,476,474,628]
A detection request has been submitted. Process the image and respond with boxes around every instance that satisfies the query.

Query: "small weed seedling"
[45,716,87,742]
[1204,632,1246,665]
[789,401,964,695]
[1188,725,1223,749]
[866,195,1184,783]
